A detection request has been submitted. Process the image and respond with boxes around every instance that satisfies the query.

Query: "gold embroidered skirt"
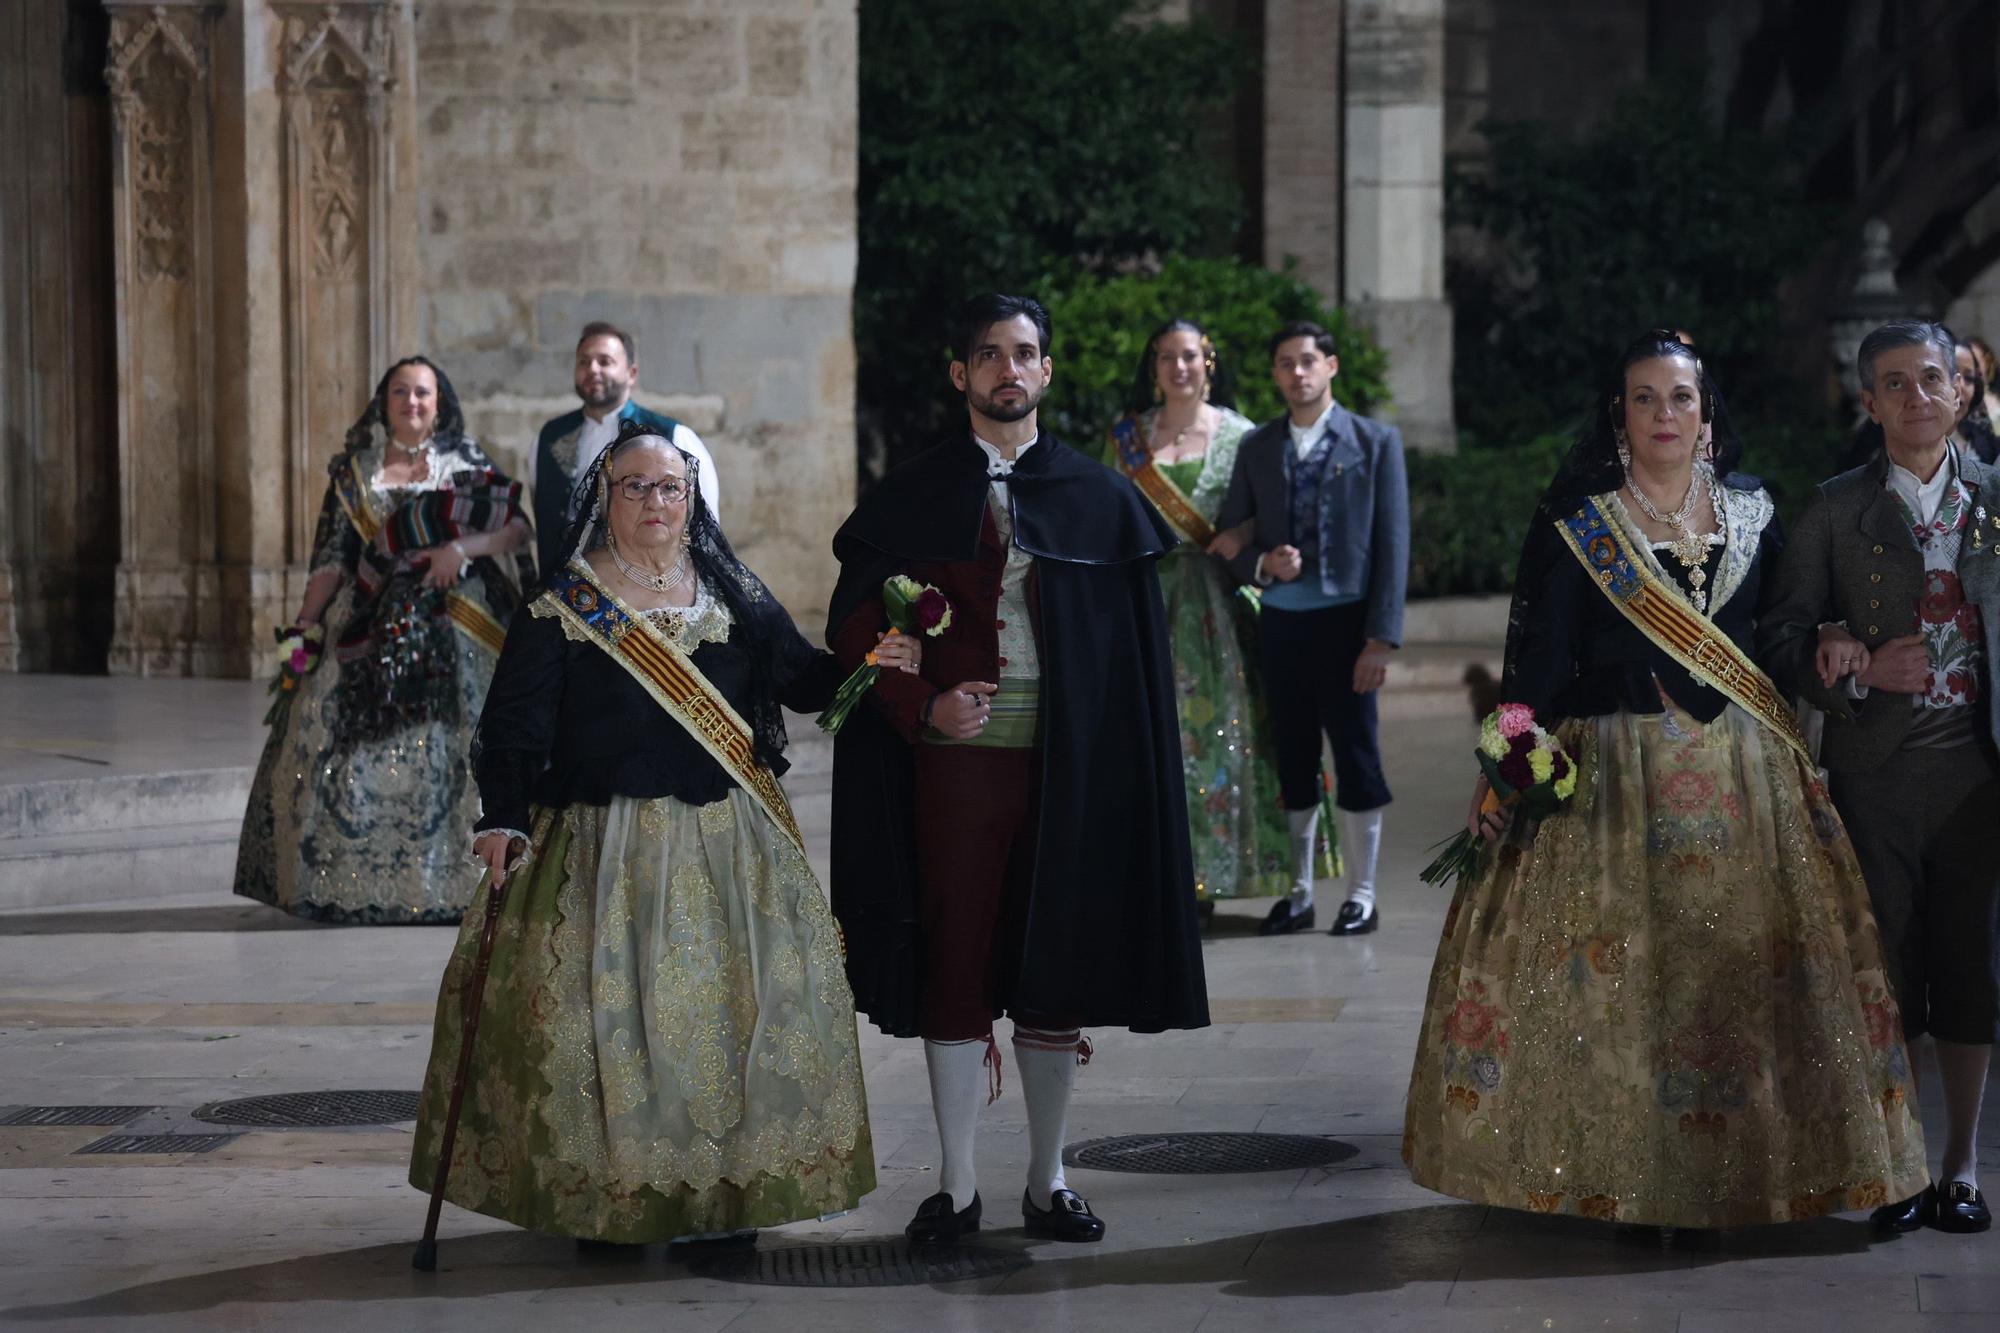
[409,793,875,1241]
[1403,702,1928,1227]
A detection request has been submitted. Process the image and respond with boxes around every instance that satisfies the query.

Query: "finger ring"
[978,715,988,726]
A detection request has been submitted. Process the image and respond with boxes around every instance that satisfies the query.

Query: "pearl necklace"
[1626,465,1723,611]
[609,536,689,594]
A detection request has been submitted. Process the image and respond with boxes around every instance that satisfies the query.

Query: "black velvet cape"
[825,432,1210,1038]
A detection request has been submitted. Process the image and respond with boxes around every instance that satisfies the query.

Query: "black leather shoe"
[1872,1185,1935,1232]
[1022,1188,1105,1242]
[1258,899,1315,936]
[1328,900,1378,935]
[1933,1181,1992,1233]
[905,1191,981,1243]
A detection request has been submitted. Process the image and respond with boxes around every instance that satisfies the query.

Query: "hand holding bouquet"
[1419,703,1577,885]
[817,575,954,734]
[263,622,326,726]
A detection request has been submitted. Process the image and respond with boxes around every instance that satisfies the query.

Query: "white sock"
[1014,1027,1082,1210]
[1343,807,1384,911]
[1287,807,1319,911]
[924,1038,988,1211]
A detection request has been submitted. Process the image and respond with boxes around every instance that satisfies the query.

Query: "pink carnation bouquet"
[817,575,953,734]
[1418,702,1578,885]
[263,622,326,726]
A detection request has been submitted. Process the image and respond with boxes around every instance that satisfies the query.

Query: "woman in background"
[1099,318,1337,922]
[234,356,530,923]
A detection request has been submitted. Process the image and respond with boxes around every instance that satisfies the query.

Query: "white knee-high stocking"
[1343,807,1384,911]
[1014,1026,1085,1210]
[924,1037,991,1211]
[1287,807,1320,912]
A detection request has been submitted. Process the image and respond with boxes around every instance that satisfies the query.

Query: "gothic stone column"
[104,0,224,674]
[256,1,413,649]
[1262,1,1345,302]
[1345,0,1455,452]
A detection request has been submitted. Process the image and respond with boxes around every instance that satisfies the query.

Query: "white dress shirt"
[1886,448,1953,528]
[1286,403,1336,459]
[972,432,1038,512]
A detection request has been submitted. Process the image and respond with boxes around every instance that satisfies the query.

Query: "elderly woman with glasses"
[409,420,919,1250]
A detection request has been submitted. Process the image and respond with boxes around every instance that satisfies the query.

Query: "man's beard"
[970,384,1040,423]
[577,375,627,410]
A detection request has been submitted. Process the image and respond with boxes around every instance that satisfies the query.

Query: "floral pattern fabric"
[408,795,875,1241]
[1105,409,1338,899]
[1889,473,1984,708]
[1403,701,1928,1227]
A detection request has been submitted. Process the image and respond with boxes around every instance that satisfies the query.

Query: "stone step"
[0,819,241,911]
[0,768,252,842]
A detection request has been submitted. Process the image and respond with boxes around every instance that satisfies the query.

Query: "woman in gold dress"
[1402,331,1928,1228]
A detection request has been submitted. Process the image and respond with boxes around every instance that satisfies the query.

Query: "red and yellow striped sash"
[1556,498,1810,762]
[539,567,808,859]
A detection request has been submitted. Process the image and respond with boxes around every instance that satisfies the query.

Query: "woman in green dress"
[410,424,919,1247]
[1099,319,1337,915]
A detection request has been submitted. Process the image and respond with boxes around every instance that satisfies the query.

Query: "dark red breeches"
[912,744,1072,1041]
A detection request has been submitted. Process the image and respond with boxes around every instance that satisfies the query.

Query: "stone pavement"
[1,689,1996,1331]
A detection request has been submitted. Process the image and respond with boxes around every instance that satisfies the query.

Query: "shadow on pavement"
[0,1202,1885,1320]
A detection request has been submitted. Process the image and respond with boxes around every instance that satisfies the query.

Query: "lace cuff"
[466,826,533,872]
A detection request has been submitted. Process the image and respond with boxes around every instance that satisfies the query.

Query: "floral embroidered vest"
[1889,473,1985,708]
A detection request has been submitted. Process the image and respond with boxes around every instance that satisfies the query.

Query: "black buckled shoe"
[905,1191,981,1243]
[1871,1185,1935,1233]
[1022,1188,1106,1242]
[1328,900,1378,935]
[1258,899,1315,936]
[1933,1181,1992,1234]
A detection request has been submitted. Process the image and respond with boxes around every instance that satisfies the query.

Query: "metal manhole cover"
[192,1090,421,1127]
[1065,1132,1357,1174]
[74,1133,237,1155]
[0,1105,155,1127]
[693,1240,1028,1287]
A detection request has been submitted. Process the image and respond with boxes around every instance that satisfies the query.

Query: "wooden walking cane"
[412,835,523,1272]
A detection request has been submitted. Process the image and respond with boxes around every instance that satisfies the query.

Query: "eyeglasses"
[615,477,689,504]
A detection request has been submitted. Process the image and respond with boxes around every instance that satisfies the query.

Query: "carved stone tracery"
[107,7,209,288]
[103,2,221,675]
[275,2,398,564]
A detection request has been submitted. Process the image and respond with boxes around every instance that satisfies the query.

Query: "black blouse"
[471,581,843,834]
[1502,480,1785,724]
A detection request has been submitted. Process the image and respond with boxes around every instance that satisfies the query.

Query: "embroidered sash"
[1108,415,1217,547]
[1556,496,1811,762]
[539,564,809,859]
[331,455,508,655]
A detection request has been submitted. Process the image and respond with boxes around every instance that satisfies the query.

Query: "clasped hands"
[1816,624,1928,694]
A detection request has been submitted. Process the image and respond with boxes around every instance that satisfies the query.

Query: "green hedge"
[1037,256,1390,446]
[1407,435,1569,601]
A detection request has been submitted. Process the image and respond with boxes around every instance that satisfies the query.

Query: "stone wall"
[414,0,859,629]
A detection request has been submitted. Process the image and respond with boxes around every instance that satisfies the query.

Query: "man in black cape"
[827,294,1208,1245]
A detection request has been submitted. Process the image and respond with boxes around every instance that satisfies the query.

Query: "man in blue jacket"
[533,321,720,573]
[1216,321,1409,938]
